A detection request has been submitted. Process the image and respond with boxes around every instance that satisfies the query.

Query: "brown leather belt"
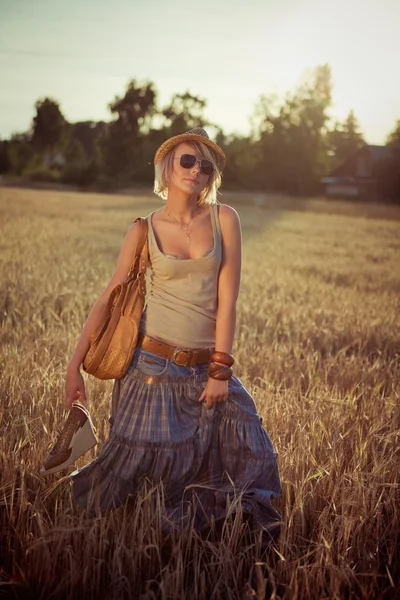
[137,332,213,367]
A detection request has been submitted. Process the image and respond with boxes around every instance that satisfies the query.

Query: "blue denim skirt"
[70,346,282,533]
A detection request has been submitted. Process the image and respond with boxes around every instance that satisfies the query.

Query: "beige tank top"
[140,204,222,348]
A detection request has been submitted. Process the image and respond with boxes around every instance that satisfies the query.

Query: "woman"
[66,128,282,537]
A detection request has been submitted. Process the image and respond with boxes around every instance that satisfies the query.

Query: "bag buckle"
[172,348,194,367]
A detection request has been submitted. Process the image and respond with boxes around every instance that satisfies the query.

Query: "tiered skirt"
[70,347,282,535]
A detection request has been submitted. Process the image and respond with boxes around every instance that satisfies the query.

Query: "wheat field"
[0,187,399,600]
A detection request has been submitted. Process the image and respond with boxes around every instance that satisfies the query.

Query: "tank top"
[140,204,222,348]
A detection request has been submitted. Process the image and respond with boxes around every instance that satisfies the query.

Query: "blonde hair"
[153,141,222,205]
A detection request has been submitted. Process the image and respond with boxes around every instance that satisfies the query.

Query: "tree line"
[0,64,399,200]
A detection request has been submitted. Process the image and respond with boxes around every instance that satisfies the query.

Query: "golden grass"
[0,187,399,599]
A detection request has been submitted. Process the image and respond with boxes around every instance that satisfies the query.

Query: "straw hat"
[154,127,226,171]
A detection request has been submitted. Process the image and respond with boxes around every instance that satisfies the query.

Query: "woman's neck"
[165,188,199,219]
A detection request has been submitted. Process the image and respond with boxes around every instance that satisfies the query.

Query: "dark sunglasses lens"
[180,154,197,169]
[200,160,214,176]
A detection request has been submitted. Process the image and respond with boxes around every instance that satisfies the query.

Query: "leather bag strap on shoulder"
[125,217,149,281]
[133,217,148,259]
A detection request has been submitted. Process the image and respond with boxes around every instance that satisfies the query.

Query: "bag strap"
[133,217,148,263]
[125,217,149,281]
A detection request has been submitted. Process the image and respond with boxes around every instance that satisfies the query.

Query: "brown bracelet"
[208,362,233,381]
[210,351,235,367]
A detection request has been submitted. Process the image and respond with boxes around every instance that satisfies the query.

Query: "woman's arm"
[214,204,242,354]
[65,220,143,407]
[199,204,242,409]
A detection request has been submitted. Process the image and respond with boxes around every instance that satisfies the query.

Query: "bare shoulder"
[149,207,166,225]
[127,216,147,232]
[125,216,147,240]
[216,204,241,253]
[100,217,149,292]
[120,217,148,257]
[217,203,241,234]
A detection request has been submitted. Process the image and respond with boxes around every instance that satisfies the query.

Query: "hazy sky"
[1,0,399,144]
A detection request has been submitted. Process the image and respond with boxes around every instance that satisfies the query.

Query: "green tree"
[220,134,258,190]
[109,80,157,136]
[163,92,209,136]
[60,137,98,187]
[64,137,87,164]
[101,80,157,180]
[32,98,66,153]
[6,133,35,175]
[374,120,400,203]
[386,119,400,147]
[327,110,365,169]
[0,139,11,174]
[252,64,333,194]
[68,121,107,160]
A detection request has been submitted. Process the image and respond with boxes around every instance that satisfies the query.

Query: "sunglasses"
[175,154,214,176]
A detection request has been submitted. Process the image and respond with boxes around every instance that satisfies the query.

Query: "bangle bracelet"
[208,362,233,381]
[210,351,234,367]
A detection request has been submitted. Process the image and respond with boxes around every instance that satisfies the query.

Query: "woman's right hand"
[65,365,87,409]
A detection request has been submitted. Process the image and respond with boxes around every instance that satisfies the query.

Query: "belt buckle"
[172,348,193,367]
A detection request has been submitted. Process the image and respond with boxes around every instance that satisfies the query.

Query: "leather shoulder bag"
[83,217,148,380]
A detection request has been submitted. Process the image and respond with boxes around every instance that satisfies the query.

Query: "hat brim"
[154,133,226,171]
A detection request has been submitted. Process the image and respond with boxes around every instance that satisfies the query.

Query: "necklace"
[166,207,200,243]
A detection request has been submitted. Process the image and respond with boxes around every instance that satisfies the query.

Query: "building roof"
[328,144,391,179]
[367,145,391,161]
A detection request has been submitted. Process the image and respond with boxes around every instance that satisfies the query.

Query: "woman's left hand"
[199,377,229,409]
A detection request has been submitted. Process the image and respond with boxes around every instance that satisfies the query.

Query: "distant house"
[322,145,391,199]
[43,150,66,168]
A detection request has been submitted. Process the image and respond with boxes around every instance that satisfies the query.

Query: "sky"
[0,0,399,144]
